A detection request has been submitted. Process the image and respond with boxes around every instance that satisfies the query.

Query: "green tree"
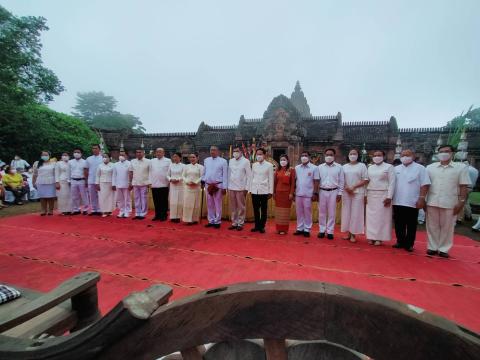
[91,112,146,133]
[447,105,480,146]
[0,5,63,106]
[0,104,99,162]
[72,91,117,122]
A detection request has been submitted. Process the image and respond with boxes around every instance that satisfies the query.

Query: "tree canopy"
[73,91,145,133]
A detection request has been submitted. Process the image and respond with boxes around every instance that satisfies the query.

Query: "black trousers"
[151,187,169,219]
[393,205,419,249]
[252,194,269,230]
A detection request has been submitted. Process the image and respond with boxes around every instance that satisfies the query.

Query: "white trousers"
[229,190,246,226]
[319,189,338,234]
[296,196,312,232]
[341,192,365,234]
[70,180,89,212]
[426,206,455,253]
[116,188,131,216]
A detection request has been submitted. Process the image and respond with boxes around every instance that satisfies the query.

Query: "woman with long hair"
[167,152,185,223]
[33,150,57,215]
[274,154,295,234]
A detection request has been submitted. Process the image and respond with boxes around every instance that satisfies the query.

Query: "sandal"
[374,241,382,246]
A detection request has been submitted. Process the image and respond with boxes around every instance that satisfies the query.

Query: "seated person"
[2,165,28,205]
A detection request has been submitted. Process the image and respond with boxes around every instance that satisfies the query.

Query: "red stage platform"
[0,213,479,332]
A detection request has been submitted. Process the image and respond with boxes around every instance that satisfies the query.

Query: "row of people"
[20,144,470,259]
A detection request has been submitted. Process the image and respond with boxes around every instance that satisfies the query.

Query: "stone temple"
[101,81,480,166]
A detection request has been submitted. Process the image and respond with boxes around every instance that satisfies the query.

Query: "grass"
[0,201,40,218]
[469,192,480,205]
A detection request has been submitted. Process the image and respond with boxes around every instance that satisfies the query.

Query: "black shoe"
[426,249,438,256]
[327,234,334,240]
[228,225,238,230]
[152,217,160,221]
[438,251,450,258]
[132,216,144,220]
[303,232,310,238]
[171,218,180,223]
[236,226,243,231]
[317,232,325,239]
[205,223,214,228]
[259,228,265,233]
[392,243,403,249]
[71,211,81,216]
[214,224,221,229]
[293,230,304,236]
[405,247,414,252]
[251,228,259,232]
[472,227,480,232]
[82,211,88,215]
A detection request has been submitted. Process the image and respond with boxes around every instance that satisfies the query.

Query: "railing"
[343,121,390,126]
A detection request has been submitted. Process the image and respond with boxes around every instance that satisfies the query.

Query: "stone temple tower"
[290,81,312,117]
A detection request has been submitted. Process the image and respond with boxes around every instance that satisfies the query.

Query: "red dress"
[274,167,295,232]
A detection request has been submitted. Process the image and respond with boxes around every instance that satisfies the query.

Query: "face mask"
[301,156,309,164]
[103,158,109,164]
[437,152,451,162]
[233,152,240,159]
[256,155,264,162]
[62,155,69,162]
[325,156,334,164]
[372,156,383,164]
[41,155,49,161]
[400,156,413,165]
[73,152,81,159]
[280,160,288,167]
[10,169,17,174]
[14,156,20,160]
[349,154,358,162]
[119,156,125,162]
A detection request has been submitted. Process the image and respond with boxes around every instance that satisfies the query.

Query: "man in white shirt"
[462,161,478,222]
[69,148,89,215]
[149,148,172,221]
[86,144,103,215]
[112,150,131,218]
[249,148,274,233]
[318,148,344,240]
[294,151,320,237]
[227,146,252,231]
[11,155,30,172]
[426,145,471,258]
[129,149,151,220]
[202,146,228,229]
[392,149,430,252]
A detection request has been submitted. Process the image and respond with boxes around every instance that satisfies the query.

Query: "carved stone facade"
[101,82,480,167]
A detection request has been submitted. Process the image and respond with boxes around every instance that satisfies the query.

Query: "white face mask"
[10,169,17,174]
[256,155,264,162]
[41,155,50,161]
[301,156,309,164]
[62,155,69,162]
[400,156,413,165]
[325,156,334,164]
[349,154,358,162]
[372,156,383,164]
[437,152,451,162]
[73,152,82,159]
[103,158,109,164]
[118,156,126,162]
[280,160,288,167]
[233,152,240,159]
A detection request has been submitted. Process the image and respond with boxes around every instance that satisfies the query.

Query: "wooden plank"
[0,272,100,333]
[180,345,205,360]
[264,338,287,360]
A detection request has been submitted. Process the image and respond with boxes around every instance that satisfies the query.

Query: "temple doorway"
[272,148,287,163]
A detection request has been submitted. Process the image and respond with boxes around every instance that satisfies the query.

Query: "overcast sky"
[4,0,479,132]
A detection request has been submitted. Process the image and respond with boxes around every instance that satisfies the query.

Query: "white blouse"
[34,161,56,185]
[367,162,395,198]
[55,161,70,182]
[183,163,204,186]
[343,162,368,195]
[167,163,185,183]
[95,163,114,184]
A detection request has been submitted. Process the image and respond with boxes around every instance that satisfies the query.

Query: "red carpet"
[1,212,479,332]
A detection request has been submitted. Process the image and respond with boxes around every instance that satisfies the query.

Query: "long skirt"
[275,191,292,232]
[341,192,365,234]
[169,182,184,219]
[182,185,202,223]
[56,180,72,212]
[366,190,392,241]
[37,183,56,199]
[99,182,115,213]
